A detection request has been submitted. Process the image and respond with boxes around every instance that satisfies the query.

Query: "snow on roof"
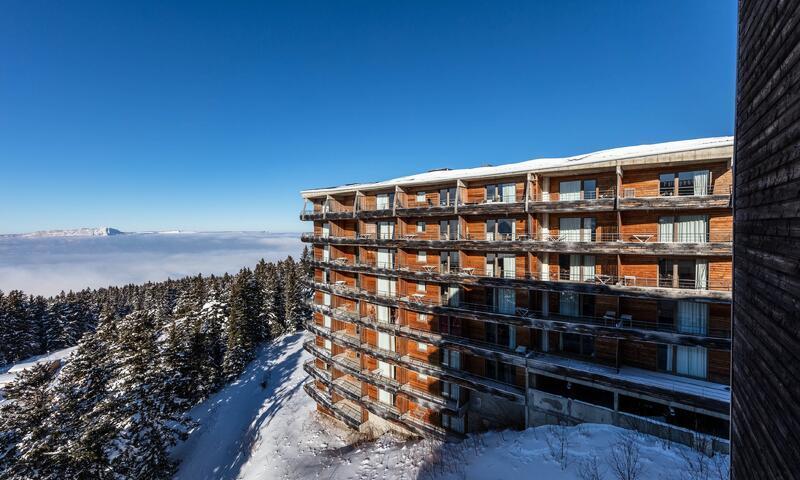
[301,136,733,197]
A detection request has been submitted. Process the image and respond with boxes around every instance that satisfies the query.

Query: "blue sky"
[0,1,736,234]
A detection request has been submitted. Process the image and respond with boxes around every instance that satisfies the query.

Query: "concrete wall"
[466,390,525,432]
[733,1,800,478]
[527,388,729,454]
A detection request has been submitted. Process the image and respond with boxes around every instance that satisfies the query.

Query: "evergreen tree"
[110,310,187,479]
[47,322,118,480]
[260,261,285,337]
[0,363,58,479]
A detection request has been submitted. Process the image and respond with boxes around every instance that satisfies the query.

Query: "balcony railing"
[531,187,616,202]
[304,229,732,244]
[621,184,731,198]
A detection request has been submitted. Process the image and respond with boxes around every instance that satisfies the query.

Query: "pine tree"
[47,321,118,480]
[260,261,285,337]
[283,257,311,332]
[0,363,58,478]
[109,310,187,479]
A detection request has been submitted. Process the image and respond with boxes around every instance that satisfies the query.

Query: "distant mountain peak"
[5,227,126,238]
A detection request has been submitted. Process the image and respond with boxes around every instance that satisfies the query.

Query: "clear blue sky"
[0,1,736,234]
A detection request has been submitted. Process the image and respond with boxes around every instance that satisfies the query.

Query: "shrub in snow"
[544,422,571,470]
[608,431,645,480]
[577,454,606,480]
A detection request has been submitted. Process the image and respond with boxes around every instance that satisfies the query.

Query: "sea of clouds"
[0,232,303,297]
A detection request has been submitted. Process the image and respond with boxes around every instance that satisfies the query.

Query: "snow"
[302,136,733,196]
[0,346,77,389]
[1,227,125,238]
[172,333,729,479]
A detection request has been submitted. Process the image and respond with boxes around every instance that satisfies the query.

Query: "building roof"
[301,136,734,197]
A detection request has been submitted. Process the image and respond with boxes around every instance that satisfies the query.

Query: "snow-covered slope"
[171,334,729,480]
[0,346,78,389]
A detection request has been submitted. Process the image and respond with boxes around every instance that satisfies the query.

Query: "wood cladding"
[732,2,800,478]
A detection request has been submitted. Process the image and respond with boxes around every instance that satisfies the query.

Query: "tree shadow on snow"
[172,332,308,480]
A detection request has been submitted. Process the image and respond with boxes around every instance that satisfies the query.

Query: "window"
[676,346,707,379]
[559,180,581,201]
[377,331,396,352]
[417,281,426,293]
[559,333,595,357]
[416,221,426,233]
[660,173,676,196]
[376,193,394,210]
[377,248,394,269]
[494,287,516,314]
[676,301,708,335]
[417,342,428,352]
[322,245,330,261]
[376,276,396,297]
[440,219,460,240]
[558,254,595,282]
[487,253,516,279]
[378,388,394,405]
[323,339,332,351]
[658,258,707,289]
[442,382,460,401]
[321,222,331,238]
[439,187,457,206]
[661,170,711,196]
[485,359,515,384]
[323,292,331,306]
[376,305,391,324]
[559,292,579,317]
[418,373,428,381]
[583,179,597,199]
[417,250,427,263]
[486,218,515,241]
[442,349,460,369]
[440,251,460,273]
[377,221,395,239]
[419,313,427,322]
[486,183,517,203]
[416,191,426,203]
[659,215,708,243]
[323,315,332,329]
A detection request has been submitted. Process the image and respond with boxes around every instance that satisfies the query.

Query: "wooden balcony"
[309,259,732,303]
[302,381,364,429]
[618,184,731,210]
[302,231,732,257]
[310,283,731,348]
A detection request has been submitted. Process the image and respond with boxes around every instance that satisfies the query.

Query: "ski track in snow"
[172,333,729,480]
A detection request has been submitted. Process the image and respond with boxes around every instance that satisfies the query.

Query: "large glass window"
[439,187,457,206]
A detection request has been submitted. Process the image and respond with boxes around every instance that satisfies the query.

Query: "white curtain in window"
[582,255,595,282]
[501,183,517,202]
[569,254,582,281]
[376,277,396,297]
[502,255,516,279]
[322,245,330,261]
[560,217,581,241]
[378,332,395,351]
[560,181,581,201]
[377,249,393,268]
[324,339,332,351]
[693,170,710,196]
[676,301,708,335]
[323,293,331,306]
[559,292,579,317]
[376,305,390,323]
[695,259,708,289]
[447,285,460,306]
[417,251,426,263]
[497,288,516,314]
[322,222,330,238]
[323,315,332,329]
[377,360,394,378]
[659,216,674,243]
[677,215,708,243]
[376,194,390,209]
[676,346,707,378]
[378,388,393,405]
[377,222,394,239]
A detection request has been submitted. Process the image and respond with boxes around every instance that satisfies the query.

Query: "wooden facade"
[732,1,800,478]
[301,139,733,441]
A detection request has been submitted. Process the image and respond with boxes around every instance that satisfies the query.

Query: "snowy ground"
[0,346,78,389]
[171,333,729,480]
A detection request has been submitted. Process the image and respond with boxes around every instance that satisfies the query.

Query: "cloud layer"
[0,232,303,297]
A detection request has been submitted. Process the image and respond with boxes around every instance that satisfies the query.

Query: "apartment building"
[300,137,733,448]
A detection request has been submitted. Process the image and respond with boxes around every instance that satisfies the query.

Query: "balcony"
[302,228,731,257]
[309,260,732,304]
[619,184,731,210]
[302,381,364,429]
